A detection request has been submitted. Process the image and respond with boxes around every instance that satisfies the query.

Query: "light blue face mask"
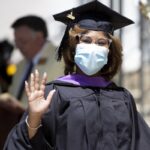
[74,43,109,76]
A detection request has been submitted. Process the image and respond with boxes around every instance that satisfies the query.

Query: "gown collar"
[56,74,111,87]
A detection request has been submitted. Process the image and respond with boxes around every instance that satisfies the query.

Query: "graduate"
[4,0,150,150]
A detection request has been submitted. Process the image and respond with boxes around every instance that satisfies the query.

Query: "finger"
[40,85,45,95]
[46,89,56,105]
[25,81,30,97]
[30,73,35,92]
[40,72,47,92]
[34,69,40,90]
[41,72,47,85]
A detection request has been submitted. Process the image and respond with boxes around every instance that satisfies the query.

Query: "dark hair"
[11,15,48,38]
[61,25,123,81]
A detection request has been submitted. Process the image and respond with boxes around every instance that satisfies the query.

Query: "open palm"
[25,70,55,117]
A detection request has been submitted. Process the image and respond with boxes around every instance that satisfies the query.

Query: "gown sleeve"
[136,113,150,150]
[3,83,56,150]
[124,88,150,150]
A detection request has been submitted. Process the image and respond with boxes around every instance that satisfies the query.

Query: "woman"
[4,1,150,150]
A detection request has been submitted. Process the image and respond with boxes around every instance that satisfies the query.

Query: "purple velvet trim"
[56,74,111,87]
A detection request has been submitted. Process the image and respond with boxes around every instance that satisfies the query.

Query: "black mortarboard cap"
[53,0,134,60]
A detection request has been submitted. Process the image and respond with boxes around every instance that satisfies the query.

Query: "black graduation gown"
[3,80,150,150]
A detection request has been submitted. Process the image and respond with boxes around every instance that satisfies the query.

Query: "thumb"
[46,89,56,105]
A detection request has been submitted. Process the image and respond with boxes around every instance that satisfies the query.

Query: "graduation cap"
[53,0,134,60]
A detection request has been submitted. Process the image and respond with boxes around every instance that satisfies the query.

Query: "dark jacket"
[3,80,150,150]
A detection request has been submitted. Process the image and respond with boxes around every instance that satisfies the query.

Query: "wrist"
[26,115,42,130]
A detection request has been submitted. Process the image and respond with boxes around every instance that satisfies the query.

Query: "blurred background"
[0,0,150,123]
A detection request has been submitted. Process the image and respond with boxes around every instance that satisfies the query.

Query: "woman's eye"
[80,36,92,44]
[97,40,108,46]
[82,39,91,43]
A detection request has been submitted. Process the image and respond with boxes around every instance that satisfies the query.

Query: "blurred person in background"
[8,15,64,104]
[0,15,64,149]
[3,1,150,150]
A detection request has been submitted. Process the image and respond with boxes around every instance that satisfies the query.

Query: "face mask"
[74,43,109,76]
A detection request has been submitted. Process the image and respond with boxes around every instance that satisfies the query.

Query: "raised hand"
[25,70,55,123]
[25,70,55,138]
